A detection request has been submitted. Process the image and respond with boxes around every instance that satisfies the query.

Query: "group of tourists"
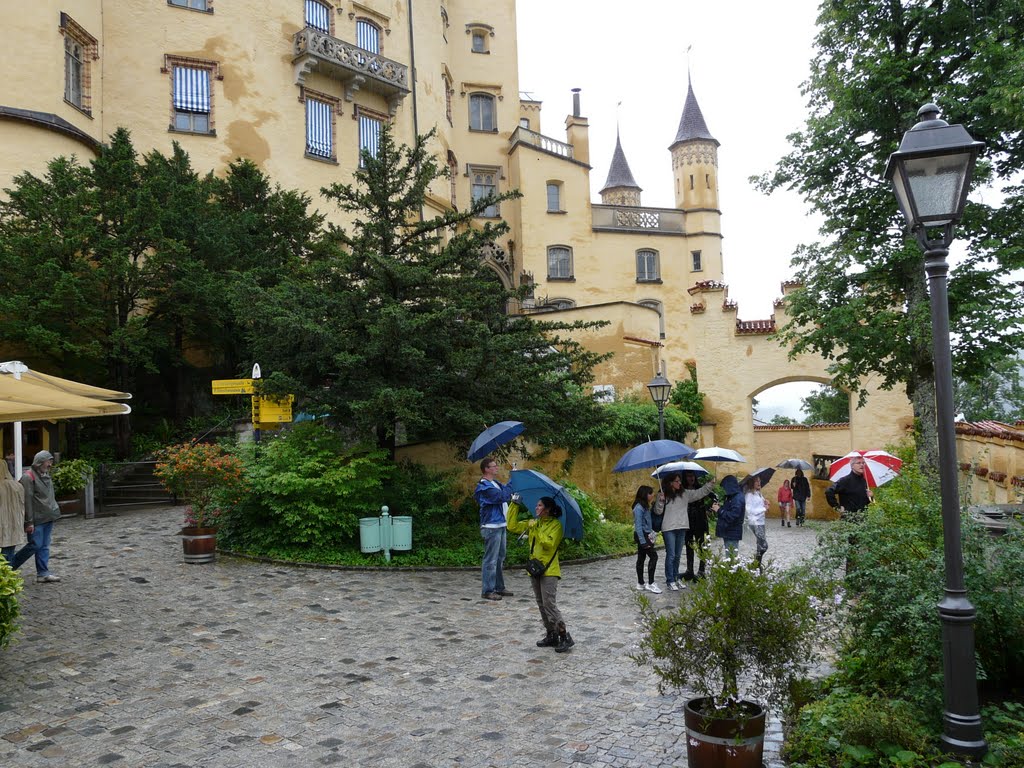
[472,452,875,655]
[1,450,62,582]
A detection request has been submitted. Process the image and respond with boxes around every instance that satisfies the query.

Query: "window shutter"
[173,66,210,113]
[359,114,381,160]
[305,99,332,158]
[356,20,380,53]
[304,0,331,33]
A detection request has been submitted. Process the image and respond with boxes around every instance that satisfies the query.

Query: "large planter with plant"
[51,458,94,517]
[634,547,837,768]
[155,443,246,565]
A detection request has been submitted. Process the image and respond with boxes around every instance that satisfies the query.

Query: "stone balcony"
[591,204,686,235]
[509,126,575,160]
[293,27,410,114]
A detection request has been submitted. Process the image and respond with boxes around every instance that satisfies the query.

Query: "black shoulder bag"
[525,535,559,578]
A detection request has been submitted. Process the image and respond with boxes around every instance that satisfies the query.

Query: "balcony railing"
[591,204,686,234]
[293,27,410,113]
[510,126,574,160]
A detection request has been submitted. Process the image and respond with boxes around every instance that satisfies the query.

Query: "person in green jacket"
[12,450,62,582]
[506,496,574,653]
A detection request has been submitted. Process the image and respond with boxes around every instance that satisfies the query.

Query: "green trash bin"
[359,517,381,553]
[391,516,413,551]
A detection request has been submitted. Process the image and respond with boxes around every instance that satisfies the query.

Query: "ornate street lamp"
[884,103,986,757]
[647,369,672,440]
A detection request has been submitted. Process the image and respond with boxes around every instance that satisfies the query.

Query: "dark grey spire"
[600,133,641,193]
[670,80,718,149]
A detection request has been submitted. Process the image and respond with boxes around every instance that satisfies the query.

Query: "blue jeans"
[11,522,53,575]
[8,529,38,572]
[722,539,739,557]
[480,526,507,595]
[662,528,685,584]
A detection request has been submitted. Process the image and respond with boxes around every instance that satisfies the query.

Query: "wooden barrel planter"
[181,527,218,564]
[683,697,766,768]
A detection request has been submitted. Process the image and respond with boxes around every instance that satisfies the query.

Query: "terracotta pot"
[58,496,83,517]
[683,697,766,768]
[181,526,218,564]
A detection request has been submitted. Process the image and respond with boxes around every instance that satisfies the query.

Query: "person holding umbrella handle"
[474,456,515,601]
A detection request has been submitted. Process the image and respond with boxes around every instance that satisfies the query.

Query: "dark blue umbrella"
[467,421,526,462]
[612,440,696,473]
[509,469,584,540]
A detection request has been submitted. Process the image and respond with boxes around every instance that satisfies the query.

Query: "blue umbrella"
[509,469,584,540]
[467,421,526,462]
[612,440,696,473]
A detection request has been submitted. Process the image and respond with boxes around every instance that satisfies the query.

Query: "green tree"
[770,414,799,426]
[801,385,850,424]
[954,354,1024,423]
[242,126,608,458]
[668,361,705,427]
[756,1,1024,473]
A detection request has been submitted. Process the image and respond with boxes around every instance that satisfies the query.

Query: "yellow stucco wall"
[956,427,1024,505]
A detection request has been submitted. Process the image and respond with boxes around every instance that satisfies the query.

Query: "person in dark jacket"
[791,469,811,526]
[825,457,872,519]
[714,475,744,556]
[474,456,514,601]
[680,471,714,581]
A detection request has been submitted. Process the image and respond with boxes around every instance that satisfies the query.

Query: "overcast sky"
[516,0,825,418]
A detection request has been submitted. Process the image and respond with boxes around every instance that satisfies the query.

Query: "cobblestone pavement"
[1,508,827,767]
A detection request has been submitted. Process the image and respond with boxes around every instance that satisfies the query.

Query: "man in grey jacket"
[10,450,62,583]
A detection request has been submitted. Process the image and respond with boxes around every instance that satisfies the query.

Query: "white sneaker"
[678,581,688,590]
[645,582,662,594]
[668,582,679,591]
[36,574,61,584]
[635,583,645,591]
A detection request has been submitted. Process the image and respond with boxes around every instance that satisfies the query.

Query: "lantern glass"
[647,374,671,407]
[899,151,973,226]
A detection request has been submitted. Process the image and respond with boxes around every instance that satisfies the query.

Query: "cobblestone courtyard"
[1,507,824,767]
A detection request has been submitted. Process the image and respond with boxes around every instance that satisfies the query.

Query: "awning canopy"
[0,365,131,424]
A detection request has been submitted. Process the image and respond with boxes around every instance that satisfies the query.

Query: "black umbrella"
[741,467,776,487]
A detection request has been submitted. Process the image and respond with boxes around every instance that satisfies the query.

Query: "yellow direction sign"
[212,379,255,395]
[252,395,294,424]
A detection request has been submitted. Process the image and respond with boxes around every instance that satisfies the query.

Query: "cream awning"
[0,366,132,424]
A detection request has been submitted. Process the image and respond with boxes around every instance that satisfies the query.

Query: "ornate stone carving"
[479,241,511,276]
[613,208,660,229]
[293,28,409,100]
[671,142,719,168]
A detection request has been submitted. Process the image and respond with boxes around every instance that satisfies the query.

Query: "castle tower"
[599,131,642,206]
[670,79,720,212]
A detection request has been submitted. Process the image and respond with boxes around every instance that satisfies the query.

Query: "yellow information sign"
[252,395,294,424]
[212,379,255,395]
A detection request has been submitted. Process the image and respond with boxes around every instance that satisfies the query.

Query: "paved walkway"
[1,508,825,767]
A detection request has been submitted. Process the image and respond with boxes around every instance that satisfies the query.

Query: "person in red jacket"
[777,479,794,528]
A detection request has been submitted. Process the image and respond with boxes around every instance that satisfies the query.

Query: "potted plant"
[155,443,246,564]
[51,458,94,517]
[633,547,838,768]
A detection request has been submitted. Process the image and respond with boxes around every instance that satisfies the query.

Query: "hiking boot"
[483,592,502,601]
[497,590,514,597]
[537,630,558,647]
[554,631,575,653]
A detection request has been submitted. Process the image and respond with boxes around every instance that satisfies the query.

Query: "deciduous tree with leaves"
[756,0,1024,472]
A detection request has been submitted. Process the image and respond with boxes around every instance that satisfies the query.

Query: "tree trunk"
[905,263,939,478]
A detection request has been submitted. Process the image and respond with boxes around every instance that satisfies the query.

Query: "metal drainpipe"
[406,0,423,221]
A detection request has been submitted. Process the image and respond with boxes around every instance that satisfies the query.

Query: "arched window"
[547,246,573,280]
[304,0,331,33]
[469,93,496,131]
[636,249,660,282]
[541,298,575,311]
[356,19,381,53]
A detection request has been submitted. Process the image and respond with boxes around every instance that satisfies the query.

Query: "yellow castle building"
[0,0,912,470]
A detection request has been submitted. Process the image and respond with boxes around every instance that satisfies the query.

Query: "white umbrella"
[692,447,746,463]
[651,460,708,478]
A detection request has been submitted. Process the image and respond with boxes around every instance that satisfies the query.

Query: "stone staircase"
[96,461,175,514]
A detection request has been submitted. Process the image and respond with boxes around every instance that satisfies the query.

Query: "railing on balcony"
[591,204,686,234]
[510,126,574,160]
[293,27,410,112]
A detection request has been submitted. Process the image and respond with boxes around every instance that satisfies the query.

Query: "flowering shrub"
[633,544,841,719]
[155,442,247,530]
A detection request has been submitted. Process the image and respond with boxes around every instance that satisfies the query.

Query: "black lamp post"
[647,369,672,440]
[883,103,986,757]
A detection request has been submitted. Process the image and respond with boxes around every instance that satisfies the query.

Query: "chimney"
[565,88,589,164]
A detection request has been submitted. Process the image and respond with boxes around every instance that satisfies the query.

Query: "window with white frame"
[172,64,212,133]
[519,117,530,129]
[547,246,573,280]
[636,249,660,282]
[356,19,380,52]
[469,93,496,131]
[169,0,209,10]
[470,166,498,217]
[304,0,331,33]
[546,182,562,213]
[358,110,384,166]
[305,97,333,159]
[691,250,702,271]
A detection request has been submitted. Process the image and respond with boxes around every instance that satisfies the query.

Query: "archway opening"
[750,380,850,426]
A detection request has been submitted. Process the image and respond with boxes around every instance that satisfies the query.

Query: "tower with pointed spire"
[600,132,642,206]
[670,78,720,211]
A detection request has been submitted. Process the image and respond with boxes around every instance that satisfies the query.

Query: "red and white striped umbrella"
[828,450,902,488]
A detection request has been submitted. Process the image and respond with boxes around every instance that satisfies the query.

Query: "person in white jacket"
[743,475,769,567]
[655,472,715,591]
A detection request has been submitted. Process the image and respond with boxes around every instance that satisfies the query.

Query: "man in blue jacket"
[474,456,514,601]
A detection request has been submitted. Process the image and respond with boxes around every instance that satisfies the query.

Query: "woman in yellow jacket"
[506,496,574,653]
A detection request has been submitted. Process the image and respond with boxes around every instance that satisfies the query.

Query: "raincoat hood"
[721,475,741,496]
[32,450,54,470]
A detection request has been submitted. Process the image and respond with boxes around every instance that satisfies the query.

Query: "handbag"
[651,511,663,533]
[525,535,558,578]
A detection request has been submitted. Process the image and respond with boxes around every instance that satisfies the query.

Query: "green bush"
[51,458,94,497]
[219,422,391,551]
[0,560,23,649]
[568,396,697,448]
[783,690,940,767]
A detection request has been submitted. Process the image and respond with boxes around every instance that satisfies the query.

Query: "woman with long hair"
[631,485,660,593]
[743,475,769,567]
[680,471,714,582]
[777,478,794,528]
[655,471,715,591]
[0,460,26,566]
[506,496,574,652]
